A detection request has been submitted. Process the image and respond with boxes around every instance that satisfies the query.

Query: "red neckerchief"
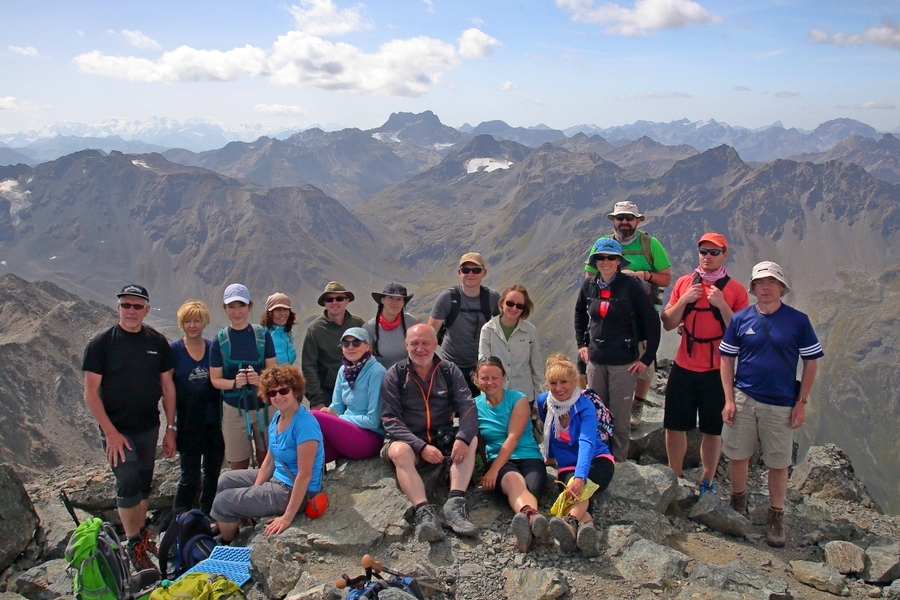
[379,313,402,331]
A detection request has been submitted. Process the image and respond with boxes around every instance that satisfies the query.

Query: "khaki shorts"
[222,402,268,464]
[721,389,794,469]
[637,340,655,383]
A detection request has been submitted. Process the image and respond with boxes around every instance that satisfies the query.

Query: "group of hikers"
[81,200,823,571]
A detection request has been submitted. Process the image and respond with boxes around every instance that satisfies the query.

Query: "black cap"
[117,284,150,302]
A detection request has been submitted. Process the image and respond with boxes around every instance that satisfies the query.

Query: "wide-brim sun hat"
[749,261,790,297]
[317,281,355,306]
[372,283,413,305]
[607,200,644,221]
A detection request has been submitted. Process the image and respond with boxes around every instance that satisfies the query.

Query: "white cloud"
[255,103,306,115]
[855,101,895,109]
[620,91,691,100]
[120,29,162,51]
[0,97,19,110]
[289,0,370,37]
[269,33,458,96]
[74,45,271,82]
[9,45,39,57]
[471,17,485,27]
[556,0,719,36]
[73,1,494,97]
[775,91,800,98]
[499,81,517,91]
[422,0,435,13]
[458,28,500,59]
[808,18,900,50]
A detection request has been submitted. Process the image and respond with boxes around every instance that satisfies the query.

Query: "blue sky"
[1,0,898,135]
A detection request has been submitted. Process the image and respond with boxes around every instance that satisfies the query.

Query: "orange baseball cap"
[697,232,727,249]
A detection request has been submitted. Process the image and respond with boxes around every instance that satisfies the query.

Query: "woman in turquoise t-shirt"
[473,356,548,553]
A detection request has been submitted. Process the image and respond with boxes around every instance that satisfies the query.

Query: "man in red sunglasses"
[581,201,672,428]
[301,281,364,409]
[660,233,749,498]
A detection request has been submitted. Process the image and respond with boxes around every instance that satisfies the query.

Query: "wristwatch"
[798,398,808,405]
[166,424,177,432]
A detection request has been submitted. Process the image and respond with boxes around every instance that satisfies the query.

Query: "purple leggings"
[311,411,383,462]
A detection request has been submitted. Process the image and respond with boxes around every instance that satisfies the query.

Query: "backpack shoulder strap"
[158,517,179,578]
[440,363,453,391]
[639,231,654,270]
[444,286,461,328]
[395,358,409,397]
[479,286,497,320]
[217,327,230,362]
[251,324,267,361]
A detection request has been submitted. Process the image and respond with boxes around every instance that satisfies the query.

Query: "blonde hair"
[544,352,578,384]
[176,300,211,331]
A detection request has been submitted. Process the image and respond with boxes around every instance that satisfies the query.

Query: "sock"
[449,490,466,499]
[519,505,534,514]
[634,396,646,404]
[128,534,141,546]
[414,501,428,511]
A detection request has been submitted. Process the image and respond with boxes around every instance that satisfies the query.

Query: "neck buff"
[379,312,403,331]
[694,265,728,283]
[542,387,582,457]
[614,231,638,246]
[342,351,372,388]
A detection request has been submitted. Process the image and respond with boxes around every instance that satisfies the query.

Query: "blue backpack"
[157,510,217,579]
[346,575,425,600]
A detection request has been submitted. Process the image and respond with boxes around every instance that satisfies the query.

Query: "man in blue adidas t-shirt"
[718,261,824,548]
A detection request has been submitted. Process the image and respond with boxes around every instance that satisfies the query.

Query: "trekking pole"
[59,490,80,526]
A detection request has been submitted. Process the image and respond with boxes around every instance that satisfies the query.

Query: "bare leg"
[700,433,722,482]
[634,377,651,400]
[230,459,250,470]
[119,499,149,538]
[768,467,788,509]
[448,438,478,492]
[665,430,687,477]
[500,473,539,513]
[729,457,750,494]
[567,500,592,523]
[388,442,427,506]
[217,521,240,543]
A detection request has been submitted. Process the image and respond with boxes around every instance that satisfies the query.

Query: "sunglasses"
[324,295,347,303]
[504,300,526,311]
[118,302,146,310]
[698,248,724,256]
[459,266,483,274]
[595,254,620,262]
[340,339,365,348]
[265,387,292,399]
[614,215,636,222]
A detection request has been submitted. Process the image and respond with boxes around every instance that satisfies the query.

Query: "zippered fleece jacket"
[380,356,478,455]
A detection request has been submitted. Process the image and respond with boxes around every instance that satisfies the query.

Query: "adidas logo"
[745,327,756,335]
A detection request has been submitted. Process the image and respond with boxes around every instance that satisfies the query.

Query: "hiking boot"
[699,478,717,497]
[511,512,532,553]
[548,515,578,553]
[630,399,644,428]
[766,507,786,548]
[442,497,478,537]
[729,490,748,516]
[128,538,157,571]
[414,504,445,543]
[523,506,550,542]
[140,527,159,556]
[576,521,601,558]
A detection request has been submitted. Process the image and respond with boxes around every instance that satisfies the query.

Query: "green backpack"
[150,572,245,600]
[64,517,159,600]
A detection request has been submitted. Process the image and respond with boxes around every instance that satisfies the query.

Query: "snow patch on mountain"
[0,179,32,225]
[465,158,513,174]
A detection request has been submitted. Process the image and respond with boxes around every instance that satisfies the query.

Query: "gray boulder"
[598,462,678,513]
[861,537,900,583]
[66,459,180,513]
[885,579,900,600]
[790,445,879,509]
[606,524,643,558]
[689,493,751,537]
[284,572,341,600]
[32,500,91,560]
[675,588,772,600]
[800,518,867,546]
[250,537,307,599]
[618,508,677,546]
[611,538,689,589]
[503,568,569,600]
[789,560,849,596]
[0,465,39,572]
[689,559,791,599]
[0,594,31,600]
[629,423,702,468]
[823,540,866,574]
[11,558,72,600]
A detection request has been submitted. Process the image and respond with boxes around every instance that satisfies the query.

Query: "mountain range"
[0,128,898,513]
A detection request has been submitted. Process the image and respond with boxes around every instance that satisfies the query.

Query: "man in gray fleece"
[380,324,479,542]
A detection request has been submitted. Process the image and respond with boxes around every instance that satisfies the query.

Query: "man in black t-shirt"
[82,284,176,570]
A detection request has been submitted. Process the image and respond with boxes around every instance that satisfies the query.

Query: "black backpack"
[436,286,496,345]
[157,509,217,579]
[679,273,731,368]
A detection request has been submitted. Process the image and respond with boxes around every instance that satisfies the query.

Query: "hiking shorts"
[102,426,158,509]
[487,458,548,502]
[722,390,794,469]
[663,364,725,435]
[221,402,267,464]
[209,468,312,523]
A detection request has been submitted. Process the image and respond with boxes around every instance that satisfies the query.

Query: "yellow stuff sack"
[150,572,244,600]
